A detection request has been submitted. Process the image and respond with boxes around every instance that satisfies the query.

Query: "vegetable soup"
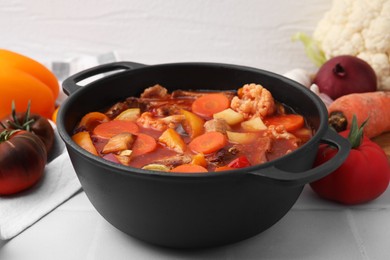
[72,83,313,173]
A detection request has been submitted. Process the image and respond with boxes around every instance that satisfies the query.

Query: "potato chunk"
[226,131,258,144]
[241,117,267,131]
[213,108,244,125]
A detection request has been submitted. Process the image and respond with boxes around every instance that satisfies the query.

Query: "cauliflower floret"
[137,112,185,131]
[313,0,390,90]
[231,83,275,119]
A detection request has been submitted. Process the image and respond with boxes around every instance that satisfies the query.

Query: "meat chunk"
[208,137,272,167]
[151,154,192,169]
[105,97,147,119]
[140,84,169,99]
[248,137,272,164]
[231,83,275,119]
[204,118,231,134]
[172,90,236,100]
[208,146,241,167]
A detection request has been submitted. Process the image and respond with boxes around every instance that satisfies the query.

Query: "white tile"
[67,208,365,260]
[0,210,100,260]
[351,209,390,260]
[295,185,390,210]
[222,209,364,260]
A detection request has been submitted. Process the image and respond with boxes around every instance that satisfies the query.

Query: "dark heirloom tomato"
[0,130,47,195]
[1,108,54,154]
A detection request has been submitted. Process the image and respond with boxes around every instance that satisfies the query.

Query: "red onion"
[313,55,377,100]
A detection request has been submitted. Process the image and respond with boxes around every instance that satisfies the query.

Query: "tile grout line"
[345,209,370,260]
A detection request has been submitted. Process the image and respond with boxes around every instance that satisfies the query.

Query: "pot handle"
[62,61,146,95]
[249,128,351,187]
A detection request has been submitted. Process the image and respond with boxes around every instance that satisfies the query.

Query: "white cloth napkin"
[0,133,82,240]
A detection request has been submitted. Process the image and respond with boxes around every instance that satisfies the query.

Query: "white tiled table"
[1,183,389,260]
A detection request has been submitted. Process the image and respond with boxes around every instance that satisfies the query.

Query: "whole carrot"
[328,91,390,138]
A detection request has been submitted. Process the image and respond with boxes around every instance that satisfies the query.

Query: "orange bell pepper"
[0,49,59,119]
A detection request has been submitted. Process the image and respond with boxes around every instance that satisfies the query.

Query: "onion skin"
[0,130,47,195]
[313,55,377,100]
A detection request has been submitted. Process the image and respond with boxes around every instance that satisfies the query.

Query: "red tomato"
[310,128,390,205]
[0,130,47,195]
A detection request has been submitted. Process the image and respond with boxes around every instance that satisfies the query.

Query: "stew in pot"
[72,83,313,173]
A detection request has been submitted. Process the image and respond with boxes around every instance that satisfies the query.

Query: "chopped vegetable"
[180,109,205,138]
[226,131,258,145]
[132,133,157,156]
[142,164,170,172]
[213,108,244,125]
[171,164,208,173]
[189,131,227,154]
[227,156,251,168]
[191,153,207,167]
[158,128,186,154]
[78,112,110,131]
[241,116,267,131]
[72,131,98,156]
[328,91,390,138]
[93,120,139,139]
[102,133,134,154]
[265,114,305,132]
[230,83,276,119]
[115,151,132,166]
[192,93,230,118]
[114,108,141,121]
[310,116,390,205]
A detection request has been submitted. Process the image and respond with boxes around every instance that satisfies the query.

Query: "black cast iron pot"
[57,61,350,248]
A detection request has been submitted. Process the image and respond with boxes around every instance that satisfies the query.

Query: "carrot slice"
[191,93,230,118]
[265,114,305,132]
[188,131,227,154]
[93,120,139,139]
[171,164,208,173]
[72,131,98,156]
[132,133,157,156]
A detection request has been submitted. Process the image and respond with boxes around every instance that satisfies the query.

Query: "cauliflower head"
[313,0,390,90]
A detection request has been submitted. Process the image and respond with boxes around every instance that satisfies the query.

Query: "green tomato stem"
[347,115,368,149]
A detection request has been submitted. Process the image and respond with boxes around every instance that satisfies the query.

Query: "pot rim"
[57,61,329,179]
